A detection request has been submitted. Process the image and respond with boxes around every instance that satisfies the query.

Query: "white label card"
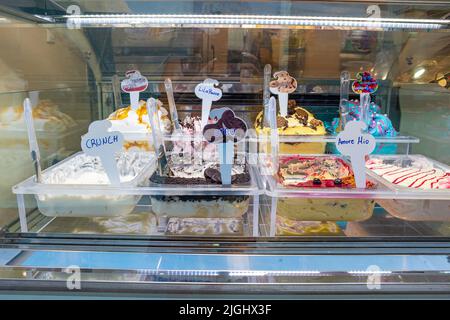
[81,120,124,185]
[195,78,222,129]
[121,70,148,93]
[269,71,297,117]
[121,70,148,111]
[336,120,376,188]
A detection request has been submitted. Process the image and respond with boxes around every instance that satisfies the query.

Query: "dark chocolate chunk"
[294,108,309,125]
[309,118,322,130]
[288,99,297,110]
[277,116,288,129]
[204,167,222,183]
[203,109,247,143]
[149,166,251,186]
[151,194,249,203]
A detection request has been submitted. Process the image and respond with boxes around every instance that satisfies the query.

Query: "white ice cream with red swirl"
[366,158,450,189]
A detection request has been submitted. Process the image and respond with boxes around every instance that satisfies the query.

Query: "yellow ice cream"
[276,155,377,223]
[277,198,375,222]
[255,100,326,154]
[276,216,344,236]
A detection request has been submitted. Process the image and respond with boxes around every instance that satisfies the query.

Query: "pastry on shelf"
[0,99,77,132]
[0,99,83,159]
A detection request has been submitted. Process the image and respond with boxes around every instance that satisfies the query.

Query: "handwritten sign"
[336,120,375,188]
[203,108,247,185]
[196,85,222,98]
[195,79,222,129]
[269,71,297,117]
[81,120,124,185]
[121,70,148,111]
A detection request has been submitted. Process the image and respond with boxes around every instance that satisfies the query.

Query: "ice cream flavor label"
[336,120,375,188]
[81,120,124,185]
[270,71,297,117]
[195,79,223,129]
[203,108,247,144]
[352,71,378,94]
[337,135,372,146]
[121,70,148,111]
[195,80,223,101]
[203,107,247,185]
[121,70,148,93]
[270,71,297,94]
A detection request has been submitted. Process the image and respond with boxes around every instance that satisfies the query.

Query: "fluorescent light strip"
[34,14,55,22]
[63,14,448,30]
[348,270,392,275]
[229,270,321,276]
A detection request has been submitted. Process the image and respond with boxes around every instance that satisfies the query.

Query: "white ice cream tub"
[367,154,450,221]
[33,152,154,217]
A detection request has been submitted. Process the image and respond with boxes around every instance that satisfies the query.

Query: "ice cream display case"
[0,0,449,297]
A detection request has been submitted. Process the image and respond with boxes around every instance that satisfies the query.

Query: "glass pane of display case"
[0,0,448,244]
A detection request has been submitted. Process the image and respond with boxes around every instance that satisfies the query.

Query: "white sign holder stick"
[218,139,234,185]
[359,92,371,126]
[130,91,140,111]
